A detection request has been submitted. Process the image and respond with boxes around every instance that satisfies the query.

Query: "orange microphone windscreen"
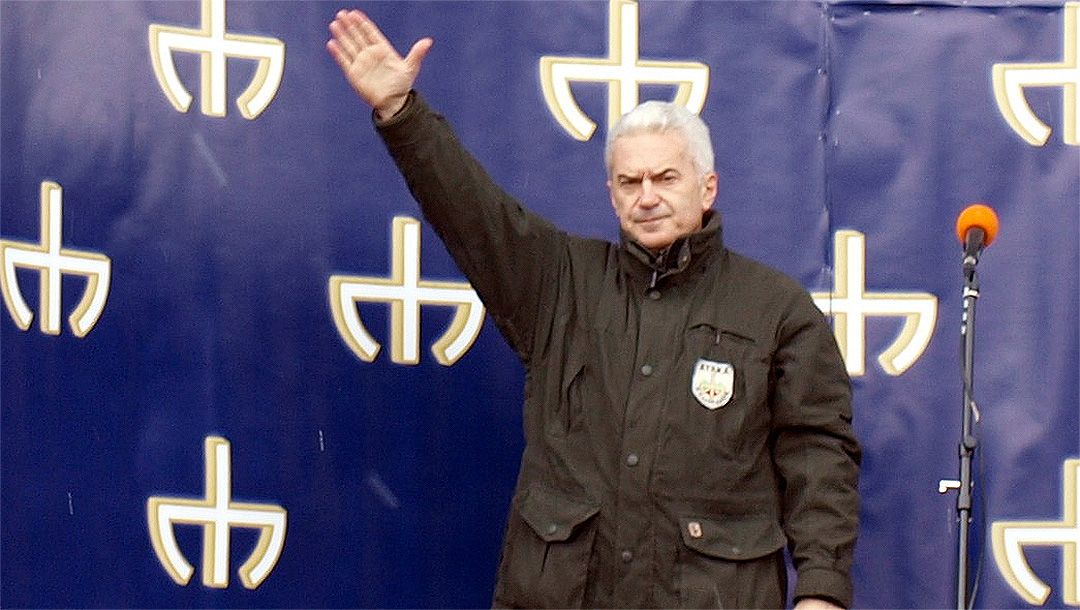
[955,203,1000,246]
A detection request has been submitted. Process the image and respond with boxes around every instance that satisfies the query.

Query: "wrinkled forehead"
[607,130,694,176]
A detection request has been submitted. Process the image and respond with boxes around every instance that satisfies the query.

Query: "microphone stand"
[955,252,981,610]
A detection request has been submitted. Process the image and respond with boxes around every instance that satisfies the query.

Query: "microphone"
[950,205,999,610]
[955,203,999,269]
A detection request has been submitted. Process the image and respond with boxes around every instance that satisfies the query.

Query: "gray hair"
[604,101,715,176]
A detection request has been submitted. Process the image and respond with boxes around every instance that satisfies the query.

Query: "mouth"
[635,215,669,230]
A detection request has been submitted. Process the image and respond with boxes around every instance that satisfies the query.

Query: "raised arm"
[326,9,433,119]
[326,10,568,362]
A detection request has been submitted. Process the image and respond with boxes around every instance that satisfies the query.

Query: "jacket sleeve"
[375,92,565,362]
[769,290,861,608]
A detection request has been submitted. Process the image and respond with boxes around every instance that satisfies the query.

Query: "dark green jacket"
[377,93,860,609]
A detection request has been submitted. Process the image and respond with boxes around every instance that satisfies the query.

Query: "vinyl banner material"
[1,1,1078,608]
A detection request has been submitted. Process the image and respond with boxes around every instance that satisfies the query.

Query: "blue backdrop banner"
[2,1,1078,607]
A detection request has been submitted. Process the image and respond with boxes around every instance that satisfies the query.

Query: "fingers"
[331,9,389,57]
[328,9,416,66]
[328,13,362,60]
[325,39,352,73]
[350,10,392,50]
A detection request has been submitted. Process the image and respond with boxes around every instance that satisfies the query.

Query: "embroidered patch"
[691,359,734,410]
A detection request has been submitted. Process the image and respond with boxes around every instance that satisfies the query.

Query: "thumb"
[403,37,434,72]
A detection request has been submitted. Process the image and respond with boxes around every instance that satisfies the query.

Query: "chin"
[626,224,675,250]
[637,236,675,251]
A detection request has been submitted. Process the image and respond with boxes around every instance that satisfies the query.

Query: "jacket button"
[687,521,703,538]
[546,523,558,535]
[626,453,639,466]
[648,289,661,300]
[640,364,653,376]
[621,550,634,562]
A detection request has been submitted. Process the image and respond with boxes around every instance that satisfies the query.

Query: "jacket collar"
[621,210,723,287]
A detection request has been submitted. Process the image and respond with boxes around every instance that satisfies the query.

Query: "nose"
[639,177,661,207]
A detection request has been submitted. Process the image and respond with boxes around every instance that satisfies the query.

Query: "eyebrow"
[615,168,680,182]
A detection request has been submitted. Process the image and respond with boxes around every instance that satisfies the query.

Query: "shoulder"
[561,235,621,284]
[710,249,829,341]
[722,250,812,303]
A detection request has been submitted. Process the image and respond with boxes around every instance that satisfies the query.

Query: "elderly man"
[327,8,860,609]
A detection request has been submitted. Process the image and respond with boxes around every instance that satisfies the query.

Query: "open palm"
[326,9,432,118]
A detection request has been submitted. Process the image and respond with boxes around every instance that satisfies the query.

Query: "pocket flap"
[678,515,786,560]
[518,487,600,543]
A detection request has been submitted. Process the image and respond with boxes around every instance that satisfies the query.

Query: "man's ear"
[701,172,718,210]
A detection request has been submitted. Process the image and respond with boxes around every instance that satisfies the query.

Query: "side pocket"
[548,358,586,438]
[676,515,787,608]
[494,487,600,608]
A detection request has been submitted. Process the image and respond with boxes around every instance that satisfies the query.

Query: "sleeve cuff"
[793,567,853,609]
[373,90,420,128]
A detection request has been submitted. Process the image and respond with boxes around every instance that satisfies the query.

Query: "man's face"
[607,131,718,252]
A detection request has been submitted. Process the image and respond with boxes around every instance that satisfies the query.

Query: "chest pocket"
[652,324,773,503]
[684,324,770,415]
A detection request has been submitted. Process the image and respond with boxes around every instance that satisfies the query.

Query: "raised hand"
[326,9,433,119]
